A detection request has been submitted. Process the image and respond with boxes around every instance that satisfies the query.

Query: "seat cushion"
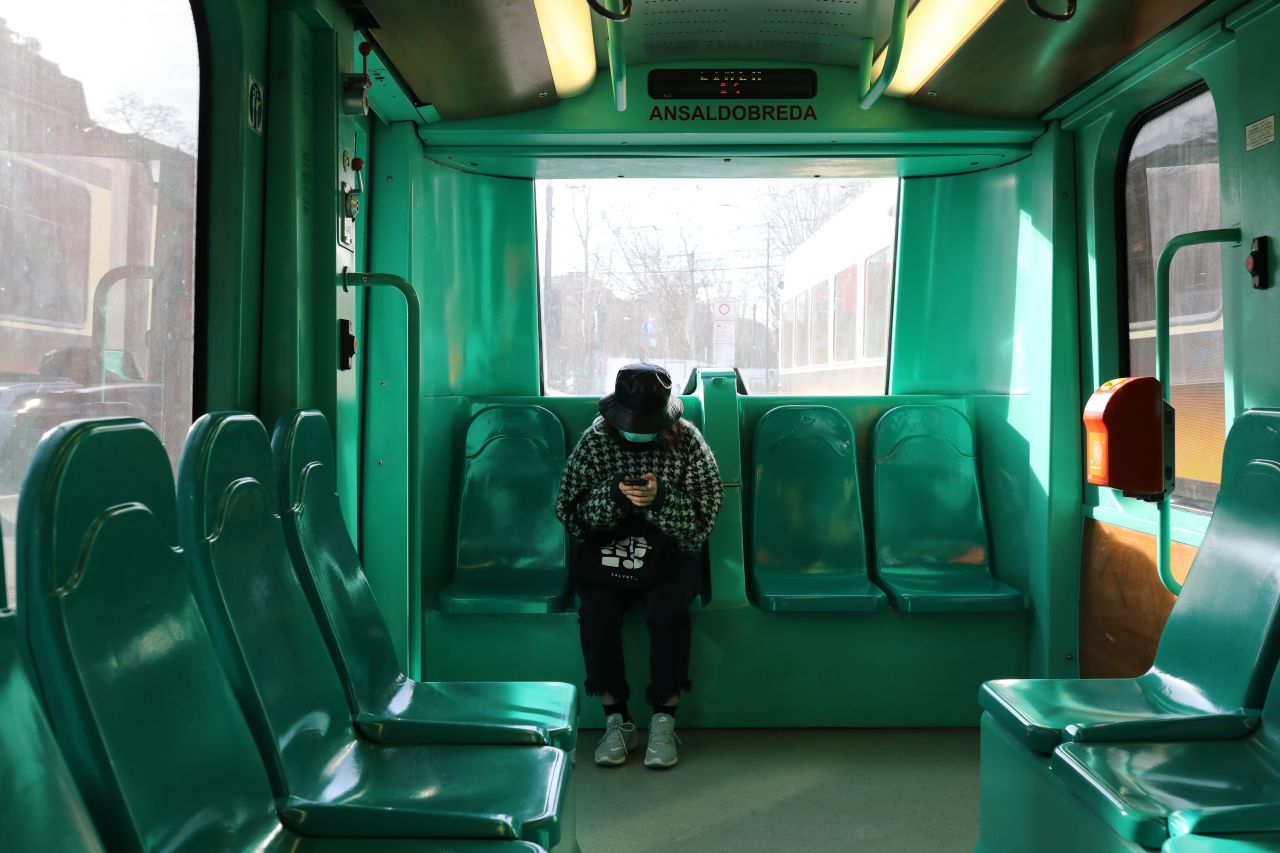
[442,571,569,614]
[753,568,888,612]
[280,740,570,847]
[1164,836,1280,853]
[358,680,579,752]
[1054,738,1280,849]
[981,675,1227,754]
[879,566,1025,613]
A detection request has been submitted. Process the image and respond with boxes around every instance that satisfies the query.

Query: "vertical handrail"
[858,0,909,110]
[1153,227,1240,595]
[91,265,159,394]
[605,0,627,111]
[341,270,423,677]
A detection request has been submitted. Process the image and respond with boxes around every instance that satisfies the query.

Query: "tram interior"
[4,0,1280,851]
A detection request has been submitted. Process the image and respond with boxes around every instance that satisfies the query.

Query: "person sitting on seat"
[556,363,723,769]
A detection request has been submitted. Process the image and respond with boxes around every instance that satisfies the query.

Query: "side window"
[833,265,858,362]
[809,280,829,366]
[1121,87,1222,513]
[0,7,201,605]
[794,290,809,369]
[781,298,794,370]
[863,246,893,361]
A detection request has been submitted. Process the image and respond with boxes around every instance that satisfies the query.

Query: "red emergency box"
[1082,376,1165,496]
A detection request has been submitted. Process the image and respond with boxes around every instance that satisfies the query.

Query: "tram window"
[781,298,795,370]
[0,4,201,606]
[794,290,810,369]
[1121,87,1223,513]
[536,178,899,395]
[863,246,893,361]
[833,266,858,363]
[809,281,829,366]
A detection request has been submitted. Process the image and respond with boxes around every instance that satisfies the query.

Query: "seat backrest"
[16,418,280,850]
[751,406,868,574]
[456,405,567,574]
[1157,410,1280,711]
[872,406,991,572]
[178,412,359,795]
[0,611,104,852]
[272,409,403,712]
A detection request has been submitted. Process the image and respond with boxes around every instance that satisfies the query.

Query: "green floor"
[573,727,981,852]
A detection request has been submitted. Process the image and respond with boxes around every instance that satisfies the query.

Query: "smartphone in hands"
[621,475,648,487]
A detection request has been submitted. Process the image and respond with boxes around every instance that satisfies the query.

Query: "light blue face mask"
[621,430,658,443]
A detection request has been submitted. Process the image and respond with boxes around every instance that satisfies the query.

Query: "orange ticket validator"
[1082,376,1164,496]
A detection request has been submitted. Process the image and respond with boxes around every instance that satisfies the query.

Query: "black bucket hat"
[599,363,684,433]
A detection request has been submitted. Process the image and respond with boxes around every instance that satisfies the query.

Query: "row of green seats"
[976,409,1280,852]
[440,400,1026,617]
[751,404,1026,613]
[5,414,577,850]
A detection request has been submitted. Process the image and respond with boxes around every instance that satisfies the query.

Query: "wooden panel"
[910,0,1210,118]
[1079,518,1197,678]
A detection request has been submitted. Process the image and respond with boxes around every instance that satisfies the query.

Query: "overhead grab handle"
[587,0,630,111]
[857,0,909,111]
[1153,227,1242,595]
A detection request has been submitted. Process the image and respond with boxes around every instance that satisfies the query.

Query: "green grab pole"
[606,0,626,112]
[341,270,423,677]
[857,0,909,111]
[1154,227,1240,595]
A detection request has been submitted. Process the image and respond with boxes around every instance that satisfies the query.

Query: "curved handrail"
[340,270,423,677]
[857,0,910,110]
[1153,227,1241,594]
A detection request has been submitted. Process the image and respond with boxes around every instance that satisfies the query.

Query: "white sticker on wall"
[1246,114,1275,152]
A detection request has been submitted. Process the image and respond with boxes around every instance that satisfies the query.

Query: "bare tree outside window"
[537,178,898,397]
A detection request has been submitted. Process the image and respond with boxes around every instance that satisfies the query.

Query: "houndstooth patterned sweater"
[556,417,724,552]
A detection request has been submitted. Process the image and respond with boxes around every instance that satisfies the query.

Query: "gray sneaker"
[645,713,681,769]
[594,713,640,766]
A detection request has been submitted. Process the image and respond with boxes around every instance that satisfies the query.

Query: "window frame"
[1113,80,1224,516]
[1113,81,1212,379]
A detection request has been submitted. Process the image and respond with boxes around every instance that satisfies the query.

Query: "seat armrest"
[1169,803,1280,837]
[1063,712,1260,744]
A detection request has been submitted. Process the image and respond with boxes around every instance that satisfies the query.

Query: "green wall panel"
[196,0,269,412]
[417,162,542,397]
[890,130,1082,678]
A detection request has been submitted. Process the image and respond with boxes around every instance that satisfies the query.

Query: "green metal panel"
[974,714,1147,853]
[417,62,1043,180]
[891,129,1081,675]
[417,161,542,396]
[196,0,270,412]
[362,120,420,670]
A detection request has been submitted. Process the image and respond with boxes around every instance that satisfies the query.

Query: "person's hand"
[619,472,658,508]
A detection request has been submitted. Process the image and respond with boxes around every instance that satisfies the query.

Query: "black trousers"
[578,574,699,706]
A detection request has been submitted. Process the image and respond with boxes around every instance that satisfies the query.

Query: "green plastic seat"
[444,406,570,614]
[749,406,888,612]
[0,612,104,852]
[1053,616,1280,849]
[871,405,1025,613]
[272,410,578,751]
[16,419,544,852]
[982,410,1280,754]
[177,413,570,847]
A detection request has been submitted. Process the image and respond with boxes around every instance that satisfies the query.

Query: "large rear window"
[536,178,899,396]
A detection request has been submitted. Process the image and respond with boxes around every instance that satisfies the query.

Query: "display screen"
[647,69,818,100]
